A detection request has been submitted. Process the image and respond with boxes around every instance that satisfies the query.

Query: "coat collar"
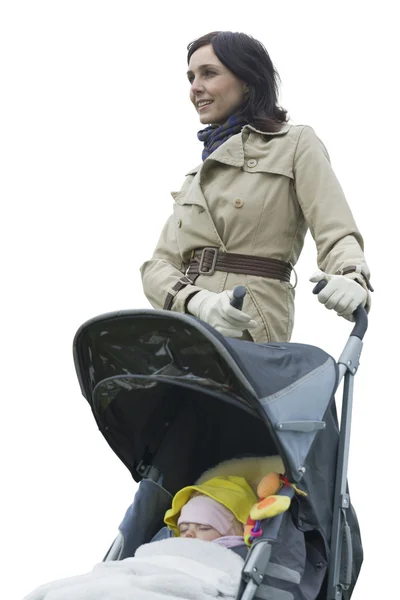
[244,122,291,136]
[185,122,291,175]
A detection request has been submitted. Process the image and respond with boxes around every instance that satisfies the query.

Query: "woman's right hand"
[309,270,367,321]
[187,289,256,338]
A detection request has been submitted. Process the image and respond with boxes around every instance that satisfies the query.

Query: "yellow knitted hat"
[164,475,257,537]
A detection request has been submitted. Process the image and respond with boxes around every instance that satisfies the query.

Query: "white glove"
[187,289,257,338]
[310,270,367,321]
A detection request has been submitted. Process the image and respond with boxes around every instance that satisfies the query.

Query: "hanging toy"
[244,472,307,547]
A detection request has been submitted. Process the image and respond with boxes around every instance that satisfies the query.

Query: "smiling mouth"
[197,100,213,110]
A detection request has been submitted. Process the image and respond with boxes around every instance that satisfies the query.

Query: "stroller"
[73,287,366,600]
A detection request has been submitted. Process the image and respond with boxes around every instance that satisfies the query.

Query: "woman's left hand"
[310,270,367,321]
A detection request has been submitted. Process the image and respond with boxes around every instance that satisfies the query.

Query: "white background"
[1,1,398,598]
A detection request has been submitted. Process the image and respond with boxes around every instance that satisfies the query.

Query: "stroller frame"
[73,304,367,600]
[238,313,366,600]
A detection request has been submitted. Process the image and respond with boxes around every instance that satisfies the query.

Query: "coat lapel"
[172,169,208,211]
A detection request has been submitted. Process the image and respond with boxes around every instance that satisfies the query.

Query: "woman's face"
[187,44,247,125]
[178,522,222,541]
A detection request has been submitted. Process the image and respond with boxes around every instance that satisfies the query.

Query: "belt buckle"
[288,262,298,289]
[198,247,218,275]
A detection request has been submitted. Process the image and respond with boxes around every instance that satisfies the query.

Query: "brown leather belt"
[187,248,292,281]
[163,247,292,310]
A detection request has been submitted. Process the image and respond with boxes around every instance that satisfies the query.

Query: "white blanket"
[23,538,244,600]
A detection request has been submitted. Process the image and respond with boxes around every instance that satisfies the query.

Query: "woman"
[140,31,372,342]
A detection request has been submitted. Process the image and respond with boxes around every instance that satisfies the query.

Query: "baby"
[164,475,256,548]
[22,476,255,600]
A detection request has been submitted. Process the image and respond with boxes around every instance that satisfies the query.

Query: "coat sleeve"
[293,125,373,307]
[140,213,203,312]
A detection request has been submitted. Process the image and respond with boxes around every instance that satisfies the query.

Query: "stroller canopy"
[74,309,338,493]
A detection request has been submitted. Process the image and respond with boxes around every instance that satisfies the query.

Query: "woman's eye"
[205,70,216,77]
[188,76,194,84]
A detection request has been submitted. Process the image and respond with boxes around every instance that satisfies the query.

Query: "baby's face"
[178,522,222,541]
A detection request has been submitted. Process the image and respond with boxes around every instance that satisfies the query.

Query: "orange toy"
[244,472,307,547]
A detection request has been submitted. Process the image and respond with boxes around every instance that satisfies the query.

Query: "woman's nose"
[191,78,204,95]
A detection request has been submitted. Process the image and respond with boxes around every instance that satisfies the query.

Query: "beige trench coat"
[140,123,371,342]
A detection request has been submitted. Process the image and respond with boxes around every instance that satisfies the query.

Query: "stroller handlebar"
[312,280,368,340]
[231,281,368,340]
[230,285,247,310]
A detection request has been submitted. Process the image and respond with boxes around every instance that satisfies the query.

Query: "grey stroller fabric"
[253,512,327,600]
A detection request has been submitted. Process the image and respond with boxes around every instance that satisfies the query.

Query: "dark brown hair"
[187,31,288,132]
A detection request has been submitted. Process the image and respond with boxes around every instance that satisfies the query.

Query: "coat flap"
[171,189,207,208]
[241,130,295,178]
[241,151,294,178]
[171,172,208,208]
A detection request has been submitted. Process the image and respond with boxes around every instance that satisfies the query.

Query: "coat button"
[177,218,182,228]
[247,159,258,167]
[234,198,244,208]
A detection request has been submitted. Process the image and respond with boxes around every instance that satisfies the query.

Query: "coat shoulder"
[281,123,318,145]
[249,123,317,153]
[288,124,330,161]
